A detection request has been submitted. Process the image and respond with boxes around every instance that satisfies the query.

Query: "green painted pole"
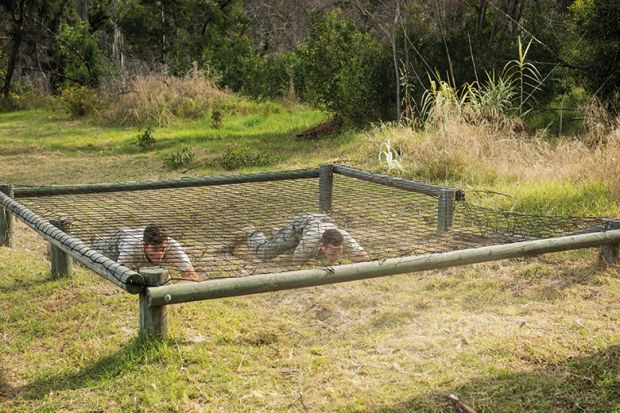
[0,185,15,247]
[139,267,169,339]
[148,229,620,307]
[332,164,454,197]
[50,218,74,279]
[13,168,321,197]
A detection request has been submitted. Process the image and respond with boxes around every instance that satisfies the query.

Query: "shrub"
[213,144,277,170]
[58,21,106,88]
[297,10,392,124]
[211,109,223,129]
[569,0,620,111]
[135,128,156,149]
[101,69,228,126]
[61,86,100,118]
[162,147,196,170]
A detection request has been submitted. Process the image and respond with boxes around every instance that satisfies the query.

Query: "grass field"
[1,103,620,412]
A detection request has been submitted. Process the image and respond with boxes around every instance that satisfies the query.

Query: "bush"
[135,128,156,149]
[213,144,277,170]
[297,10,392,124]
[101,70,228,126]
[162,147,196,170]
[58,21,106,88]
[569,0,620,111]
[61,86,100,118]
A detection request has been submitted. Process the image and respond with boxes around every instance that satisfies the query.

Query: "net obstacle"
[1,165,619,339]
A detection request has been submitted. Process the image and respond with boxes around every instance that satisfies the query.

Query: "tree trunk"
[76,0,89,21]
[49,10,65,94]
[2,9,25,99]
[392,0,401,122]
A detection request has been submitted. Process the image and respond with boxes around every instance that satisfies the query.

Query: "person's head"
[143,224,169,263]
[320,228,344,264]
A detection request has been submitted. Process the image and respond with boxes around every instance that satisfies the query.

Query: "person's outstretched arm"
[166,239,199,281]
[340,230,369,262]
[351,250,370,262]
[182,266,199,281]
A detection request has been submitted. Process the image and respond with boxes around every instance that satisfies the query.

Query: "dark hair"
[321,228,344,246]
[143,224,168,246]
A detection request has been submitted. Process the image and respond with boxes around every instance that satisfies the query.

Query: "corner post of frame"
[601,219,620,264]
[139,267,169,339]
[319,164,334,214]
[49,217,74,279]
[437,189,456,233]
[0,184,15,248]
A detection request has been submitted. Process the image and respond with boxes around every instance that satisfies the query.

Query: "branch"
[16,65,82,84]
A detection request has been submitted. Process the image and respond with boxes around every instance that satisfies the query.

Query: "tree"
[569,0,620,110]
[297,10,392,124]
[1,0,27,98]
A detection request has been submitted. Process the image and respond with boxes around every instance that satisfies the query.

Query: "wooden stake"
[0,185,15,248]
[601,219,620,264]
[49,218,74,279]
[139,267,169,339]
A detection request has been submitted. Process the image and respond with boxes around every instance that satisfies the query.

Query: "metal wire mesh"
[455,201,603,240]
[14,172,607,281]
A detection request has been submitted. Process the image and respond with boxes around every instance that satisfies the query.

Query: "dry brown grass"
[100,70,230,126]
[364,114,620,195]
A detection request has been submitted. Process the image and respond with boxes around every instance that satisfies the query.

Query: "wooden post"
[139,267,169,339]
[601,219,620,264]
[0,185,15,248]
[50,218,74,279]
[319,164,334,214]
[437,189,456,233]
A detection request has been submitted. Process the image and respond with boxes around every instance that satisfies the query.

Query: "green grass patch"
[2,100,620,412]
[493,180,618,216]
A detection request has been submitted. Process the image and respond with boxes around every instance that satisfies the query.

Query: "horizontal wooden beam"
[332,164,462,198]
[148,229,620,306]
[0,191,144,293]
[14,168,321,198]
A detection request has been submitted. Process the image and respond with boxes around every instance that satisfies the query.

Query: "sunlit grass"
[2,101,620,412]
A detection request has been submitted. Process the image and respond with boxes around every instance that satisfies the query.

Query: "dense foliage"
[0,0,618,124]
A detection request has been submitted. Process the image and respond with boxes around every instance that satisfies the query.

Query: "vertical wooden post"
[139,267,169,339]
[50,218,74,279]
[319,164,334,214]
[601,219,620,264]
[0,184,15,248]
[437,189,456,233]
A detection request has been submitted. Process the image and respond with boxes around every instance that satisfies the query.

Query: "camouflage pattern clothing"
[92,227,192,272]
[247,213,365,262]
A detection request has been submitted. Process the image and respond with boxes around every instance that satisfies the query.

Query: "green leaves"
[297,10,391,125]
[58,21,106,88]
[503,38,543,117]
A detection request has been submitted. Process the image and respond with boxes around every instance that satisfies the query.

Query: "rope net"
[15,173,605,281]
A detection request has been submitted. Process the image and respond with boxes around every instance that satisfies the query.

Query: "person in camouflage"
[231,213,369,265]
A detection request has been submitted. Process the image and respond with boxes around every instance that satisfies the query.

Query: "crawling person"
[92,223,198,281]
[224,213,369,266]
